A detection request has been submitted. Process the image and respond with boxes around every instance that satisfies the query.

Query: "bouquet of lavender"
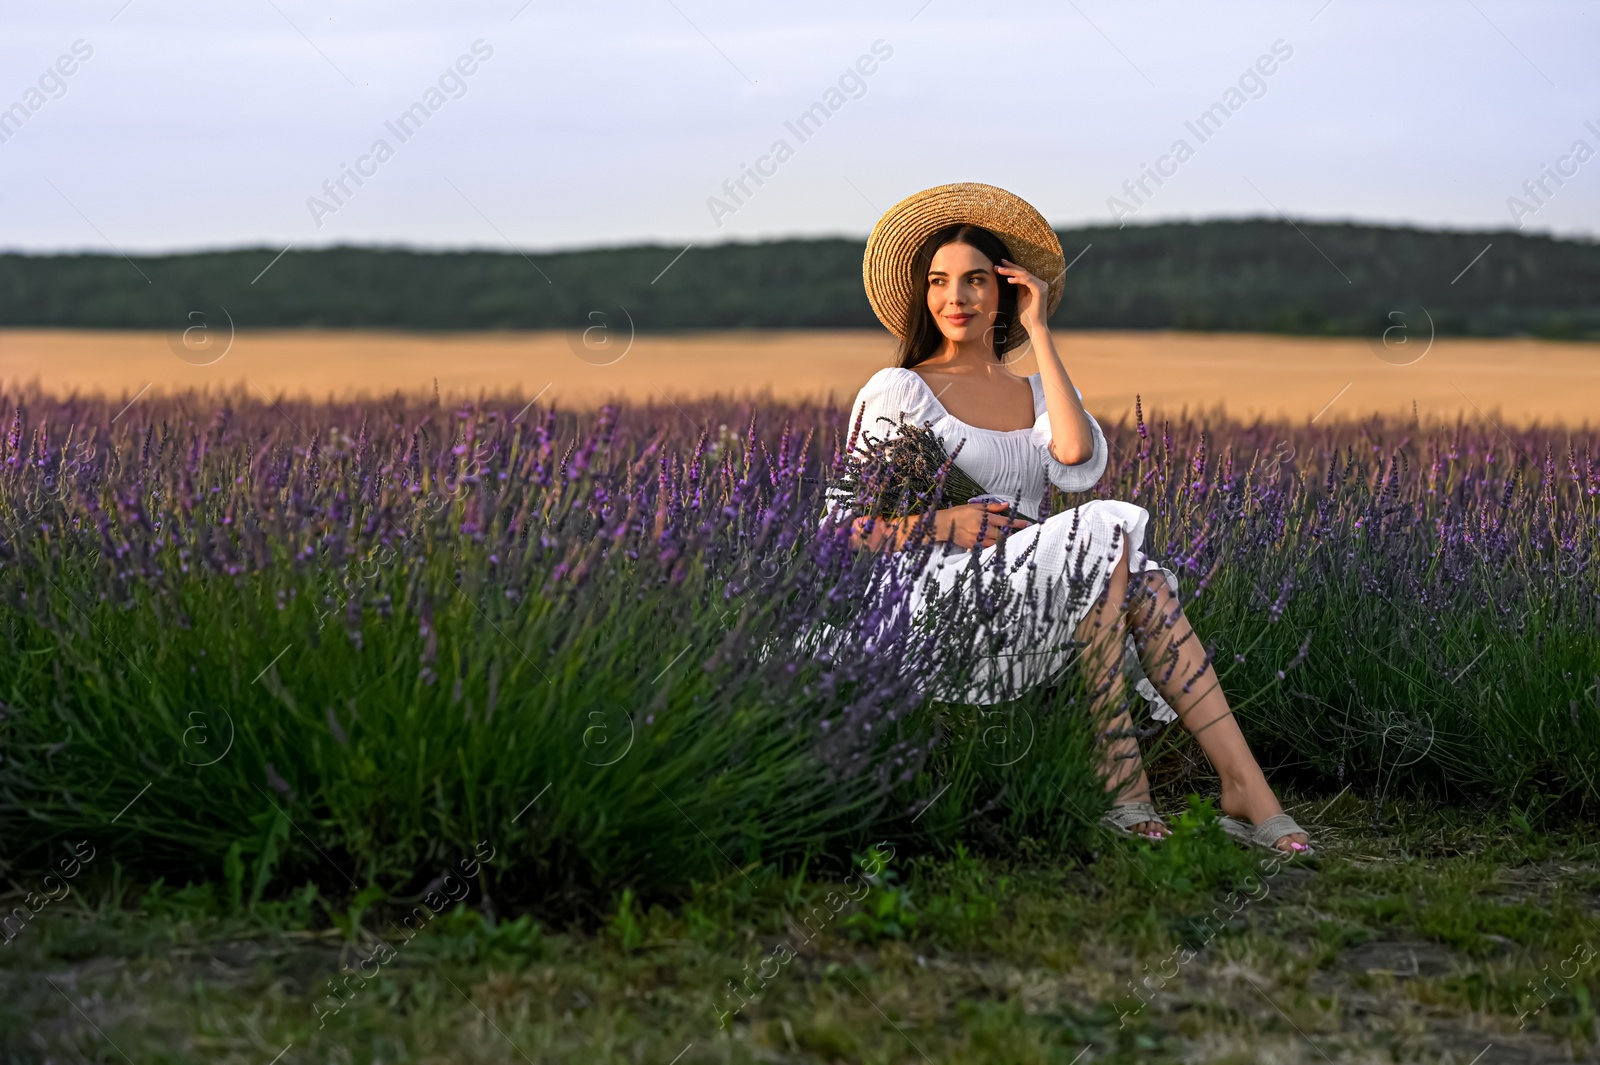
[830,411,1038,526]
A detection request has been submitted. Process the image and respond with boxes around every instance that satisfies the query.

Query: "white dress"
[816,366,1181,720]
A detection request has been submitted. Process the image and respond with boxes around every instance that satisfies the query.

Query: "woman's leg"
[1113,545,1309,852]
[1073,536,1167,838]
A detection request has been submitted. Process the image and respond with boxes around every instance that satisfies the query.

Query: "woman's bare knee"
[1139,572,1179,623]
[1123,570,1195,686]
[1102,537,1132,604]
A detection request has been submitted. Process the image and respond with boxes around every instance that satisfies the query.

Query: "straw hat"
[862,182,1066,353]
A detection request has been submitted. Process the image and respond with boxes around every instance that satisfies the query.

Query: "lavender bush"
[0,390,1063,911]
[1110,399,1599,817]
[0,387,1593,909]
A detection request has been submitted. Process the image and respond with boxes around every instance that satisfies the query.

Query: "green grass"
[5,793,1599,1064]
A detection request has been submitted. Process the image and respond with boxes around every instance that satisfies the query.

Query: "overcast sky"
[2,0,1595,255]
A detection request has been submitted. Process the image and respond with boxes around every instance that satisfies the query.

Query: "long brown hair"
[895,223,1017,369]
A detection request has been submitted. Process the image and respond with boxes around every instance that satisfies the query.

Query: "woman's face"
[925,241,1000,346]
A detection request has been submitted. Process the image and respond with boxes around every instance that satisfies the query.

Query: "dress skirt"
[806,499,1183,721]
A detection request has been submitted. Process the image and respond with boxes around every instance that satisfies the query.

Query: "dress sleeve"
[820,368,929,529]
[1031,388,1108,494]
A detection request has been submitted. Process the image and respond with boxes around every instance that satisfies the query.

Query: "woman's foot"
[1091,701,1170,840]
[1097,752,1169,841]
[1220,777,1310,854]
[1107,770,1171,837]
[1103,802,1169,840]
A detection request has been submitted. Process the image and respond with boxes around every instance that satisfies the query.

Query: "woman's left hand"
[996,258,1051,335]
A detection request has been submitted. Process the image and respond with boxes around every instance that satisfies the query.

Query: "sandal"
[1218,813,1314,857]
[1100,801,1169,840]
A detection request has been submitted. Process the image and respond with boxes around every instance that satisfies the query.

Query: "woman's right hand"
[848,503,1032,552]
[936,502,1032,549]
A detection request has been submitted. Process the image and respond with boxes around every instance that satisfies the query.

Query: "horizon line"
[3,213,1593,259]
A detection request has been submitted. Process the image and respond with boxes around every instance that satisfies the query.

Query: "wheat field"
[1,328,1595,427]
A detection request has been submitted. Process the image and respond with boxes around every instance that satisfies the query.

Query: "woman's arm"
[997,258,1094,465]
[822,369,1030,551]
[848,513,921,553]
[846,503,1027,553]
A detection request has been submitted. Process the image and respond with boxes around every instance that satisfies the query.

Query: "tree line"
[2,218,1595,338]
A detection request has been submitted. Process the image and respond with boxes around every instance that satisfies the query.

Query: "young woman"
[825,182,1311,855]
